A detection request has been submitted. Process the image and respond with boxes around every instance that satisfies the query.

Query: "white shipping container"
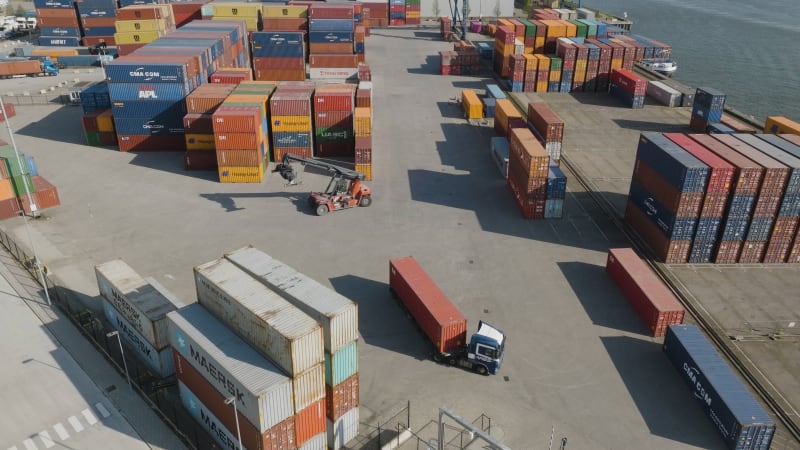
[299,432,327,450]
[194,258,324,376]
[327,407,359,450]
[178,381,240,450]
[95,259,178,350]
[103,300,175,377]
[309,67,358,80]
[646,80,682,107]
[167,304,294,432]
[545,141,562,162]
[293,363,325,412]
[225,246,358,354]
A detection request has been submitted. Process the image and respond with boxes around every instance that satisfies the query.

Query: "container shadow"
[412,31,441,40]
[612,118,690,133]
[599,336,728,450]
[436,100,466,119]
[127,152,218,181]
[557,261,647,335]
[407,55,441,75]
[14,105,88,145]
[448,79,495,91]
[328,275,431,361]
[199,192,314,214]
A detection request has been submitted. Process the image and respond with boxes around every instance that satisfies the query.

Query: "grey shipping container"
[663,325,775,450]
[194,257,324,376]
[646,80,682,107]
[96,259,180,350]
[166,303,294,433]
[103,300,175,378]
[224,246,359,353]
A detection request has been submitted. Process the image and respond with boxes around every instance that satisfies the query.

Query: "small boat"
[640,58,678,76]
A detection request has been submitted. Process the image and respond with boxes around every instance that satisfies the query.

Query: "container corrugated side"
[167,304,293,432]
[224,246,359,353]
[637,133,709,193]
[295,398,326,448]
[663,325,775,450]
[325,374,358,421]
[327,407,358,450]
[102,300,175,377]
[194,258,324,375]
[178,381,241,450]
[96,259,177,350]
[297,432,326,450]
[291,362,325,412]
[324,341,358,387]
[104,61,190,84]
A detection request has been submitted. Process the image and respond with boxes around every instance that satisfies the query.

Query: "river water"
[579,0,800,123]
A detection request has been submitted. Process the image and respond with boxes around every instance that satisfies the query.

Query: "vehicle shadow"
[199,192,315,214]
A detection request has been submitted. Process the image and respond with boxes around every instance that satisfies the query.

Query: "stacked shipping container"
[439,40,480,76]
[261,5,309,38]
[609,68,646,109]
[76,0,119,47]
[308,4,359,80]
[690,87,726,132]
[755,134,800,263]
[271,83,315,162]
[506,127,550,219]
[0,141,62,219]
[314,84,356,157]
[202,2,261,33]
[526,102,564,164]
[35,0,82,47]
[183,83,236,171]
[251,31,306,82]
[388,0,404,25]
[114,4,174,51]
[354,81,373,180]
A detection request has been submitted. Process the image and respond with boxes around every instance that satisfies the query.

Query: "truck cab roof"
[475,321,505,346]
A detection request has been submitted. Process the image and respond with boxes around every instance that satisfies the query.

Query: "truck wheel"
[359,195,372,207]
[447,356,457,366]
[432,353,443,363]
[475,365,488,376]
[316,204,329,216]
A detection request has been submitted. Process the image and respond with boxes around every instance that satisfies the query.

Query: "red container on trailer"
[606,248,685,337]
[389,257,468,354]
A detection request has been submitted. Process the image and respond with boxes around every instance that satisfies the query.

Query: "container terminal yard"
[1,7,800,450]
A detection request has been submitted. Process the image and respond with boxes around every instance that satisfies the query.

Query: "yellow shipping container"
[494,99,522,132]
[212,3,261,17]
[406,10,420,19]
[542,20,565,37]
[534,37,546,52]
[96,109,115,132]
[494,42,514,56]
[271,115,311,132]
[0,178,14,201]
[536,81,549,93]
[115,19,169,33]
[355,163,372,181]
[763,116,800,134]
[523,54,538,72]
[611,58,623,70]
[114,31,163,44]
[575,60,587,73]
[549,70,561,82]
[561,20,576,37]
[214,15,259,30]
[461,89,483,120]
[262,5,308,18]
[354,107,372,136]
[218,160,266,183]
[185,134,216,151]
[31,49,78,57]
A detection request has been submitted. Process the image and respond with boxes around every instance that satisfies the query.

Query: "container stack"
[571,41,589,92]
[583,42,600,92]
[362,2,388,29]
[204,2,262,33]
[95,260,179,378]
[555,38,576,93]
[261,5,309,37]
[389,0,404,25]
[646,80,682,107]
[689,87,726,132]
[17,174,61,216]
[547,56,561,93]
[664,134,734,263]
[194,258,327,450]
[404,0,419,25]
[354,82,373,180]
[209,68,253,84]
[534,54,550,92]
[114,5,175,53]
[506,127,550,219]
[168,304,297,450]
[493,99,522,138]
[355,25,367,64]
[35,0,81,47]
[183,83,237,171]
[439,41,480,76]
[170,2,205,28]
[224,247,360,450]
[81,109,117,147]
[483,84,505,118]
[251,31,306,81]
[493,26,515,80]
[76,0,119,47]
[521,54,536,92]
[526,101,564,164]
[625,133,709,264]
[755,134,800,263]
[508,54,525,92]
[609,68,646,108]
[271,83,315,162]
[308,4,359,81]
[0,143,59,217]
[545,164,566,218]
[587,38,611,91]
[439,16,452,41]
[313,83,356,157]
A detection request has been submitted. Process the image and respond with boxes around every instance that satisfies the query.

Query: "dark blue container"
[113,116,185,136]
[273,132,311,148]
[111,100,187,118]
[39,27,81,37]
[547,165,567,199]
[727,194,756,218]
[83,26,117,36]
[628,180,698,240]
[584,43,600,60]
[778,194,800,217]
[707,123,736,134]
[485,84,506,100]
[251,32,304,46]
[548,81,560,92]
[105,62,190,84]
[119,0,159,6]
[559,82,571,93]
[33,0,73,8]
[688,239,716,263]
[595,22,607,37]
[757,133,800,160]
[80,83,111,114]
[388,12,405,20]
[720,217,750,241]
[510,81,523,92]
[354,12,361,22]
[252,44,305,58]
[309,19,355,32]
[78,8,118,19]
[76,0,118,8]
[355,43,365,54]
[108,82,191,102]
[483,98,495,117]
[636,133,710,193]
[58,55,101,67]
[694,87,726,109]
[309,31,353,44]
[693,216,722,241]
[610,84,644,109]
[738,134,800,192]
[38,36,82,46]
[663,325,775,450]
[745,217,774,242]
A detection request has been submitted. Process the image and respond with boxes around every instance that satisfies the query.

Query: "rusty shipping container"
[526,102,564,143]
[388,256,468,354]
[325,374,358,421]
[216,149,263,166]
[508,127,550,179]
[212,106,264,133]
[606,248,685,337]
[294,398,326,448]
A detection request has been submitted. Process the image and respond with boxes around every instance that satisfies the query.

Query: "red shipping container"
[689,134,764,194]
[315,142,353,158]
[314,110,353,128]
[82,113,99,132]
[506,174,544,219]
[632,158,704,218]
[715,240,743,264]
[183,113,214,134]
[217,149,263,166]
[624,199,691,264]
[81,17,117,27]
[99,132,117,146]
[173,351,297,450]
[0,103,16,122]
[388,256,468,354]
[665,133,735,193]
[18,176,61,214]
[309,42,354,54]
[117,5,169,20]
[117,134,186,152]
[255,68,307,82]
[117,43,146,57]
[36,8,77,18]
[0,197,20,220]
[508,128,550,179]
[261,18,308,31]
[82,36,116,47]
[308,54,359,68]
[308,3,354,19]
[214,133,263,151]
[253,57,305,70]
[738,241,767,264]
[212,106,263,133]
[325,374,358,422]
[314,91,355,112]
[294,398,325,448]
[270,92,313,116]
[605,248,685,337]
[763,217,799,263]
[38,16,80,27]
[609,69,647,96]
[527,102,564,143]
[273,147,312,162]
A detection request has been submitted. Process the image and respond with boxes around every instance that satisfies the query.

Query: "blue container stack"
[483,84,506,118]
[79,82,112,114]
[76,0,118,46]
[389,0,405,24]
[544,164,566,218]
[663,325,775,450]
[251,31,306,81]
[689,87,726,132]
[35,0,81,46]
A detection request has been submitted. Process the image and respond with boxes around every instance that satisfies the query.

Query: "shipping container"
[636,133,709,193]
[223,247,359,354]
[508,127,550,179]
[763,116,800,135]
[95,259,180,350]
[194,258,324,376]
[325,374,358,421]
[663,325,775,449]
[631,158,704,218]
[178,381,243,450]
[606,248,684,337]
[327,407,359,450]
[102,300,175,377]
[388,256,468,354]
[526,102,564,143]
[646,80,681,107]
[297,433,326,450]
[324,341,358,387]
[491,136,510,178]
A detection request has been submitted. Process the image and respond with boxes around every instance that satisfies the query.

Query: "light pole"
[0,96,51,306]
[225,396,243,450]
[106,331,132,391]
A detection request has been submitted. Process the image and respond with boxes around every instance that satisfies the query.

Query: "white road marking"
[67,416,83,433]
[53,423,69,440]
[38,431,54,449]
[81,408,98,426]
[95,402,111,418]
[21,440,36,450]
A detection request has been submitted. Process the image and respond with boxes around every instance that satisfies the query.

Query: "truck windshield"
[476,344,497,359]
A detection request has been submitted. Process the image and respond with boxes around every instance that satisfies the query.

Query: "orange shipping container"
[216,148,263,166]
[214,132,264,151]
[0,178,14,200]
[494,99,522,136]
[212,106,263,133]
[294,398,325,448]
[508,128,550,178]
[764,116,800,134]
[354,107,371,136]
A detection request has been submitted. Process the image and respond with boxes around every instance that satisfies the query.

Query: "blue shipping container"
[636,133,709,193]
[688,239,716,264]
[720,217,750,241]
[273,132,311,148]
[707,123,736,134]
[309,18,355,32]
[251,31,304,46]
[78,8,118,19]
[548,81,560,92]
[544,199,564,219]
[486,84,506,100]
[57,55,102,67]
[663,325,775,450]
[692,104,724,123]
[111,99,187,119]
[778,194,800,217]
[610,84,644,109]
[178,382,240,450]
[252,44,305,59]
[83,26,118,37]
[355,42,365,54]
[133,47,210,71]
[745,217,774,242]
[510,81,523,92]
[559,82,571,93]
[727,194,756,218]
[694,87,726,109]
[628,179,697,240]
[389,12,405,20]
[113,116,185,135]
[33,0,74,8]
[109,82,192,102]
[38,27,81,37]
[324,341,358,387]
[309,31,354,44]
[76,0,119,8]
[483,98,496,118]
[120,0,159,6]
[547,165,567,199]
[105,61,190,84]
[694,216,722,241]
[24,156,38,177]
[38,36,81,47]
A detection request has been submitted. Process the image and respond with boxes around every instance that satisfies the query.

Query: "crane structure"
[273,153,372,216]
[447,0,468,40]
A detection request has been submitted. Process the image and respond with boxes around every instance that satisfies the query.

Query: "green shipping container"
[232,84,276,96]
[548,55,562,70]
[0,146,29,177]
[315,127,353,142]
[568,19,587,38]
[10,173,35,197]
[405,0,420,4]
[324,340,358,387]
[519,19,537,37]
[577,19,597,37]
[85,131,102,146]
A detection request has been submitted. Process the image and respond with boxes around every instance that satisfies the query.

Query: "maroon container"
[99,132,117,146]
[624,199,691,264]
[81,17,117,27]
[38,16,80,27]
[738,241,767,264]
[0,197,21,220]
[314,110,353,128]
[261,18,308,31]
[255,68,307,82]
[19,176,61,214]
[506,173,544,219]
[253,57,305,70]
[82,36,116,47]
[308,3,354,19]
[117,134,186,152]
[217,149,262,166]
[184,151,218,171]
[0,103,17,122]
[715,240,743,264]
[325,374,358,421]
[315,142,353,158]
[388,257,468,354]
[605,248,685,337]
[308,54,359,68]
[117,5,169,20]
[309,42,353,54]
[117,43,146,56]
[314,90,355,112]
[509,161,547,198]
[183,113,214,134]
[526,102,564,143]
[609,69,647,96]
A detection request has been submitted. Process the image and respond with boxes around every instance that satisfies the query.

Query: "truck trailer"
[389,256,506,375]
[0,59,58,78]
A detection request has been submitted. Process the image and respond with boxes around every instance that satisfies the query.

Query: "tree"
[14,5,25,16]
[4,4,14,16]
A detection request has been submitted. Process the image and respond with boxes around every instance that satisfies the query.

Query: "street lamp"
[106,331,132,391]
[225,396,243,450]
